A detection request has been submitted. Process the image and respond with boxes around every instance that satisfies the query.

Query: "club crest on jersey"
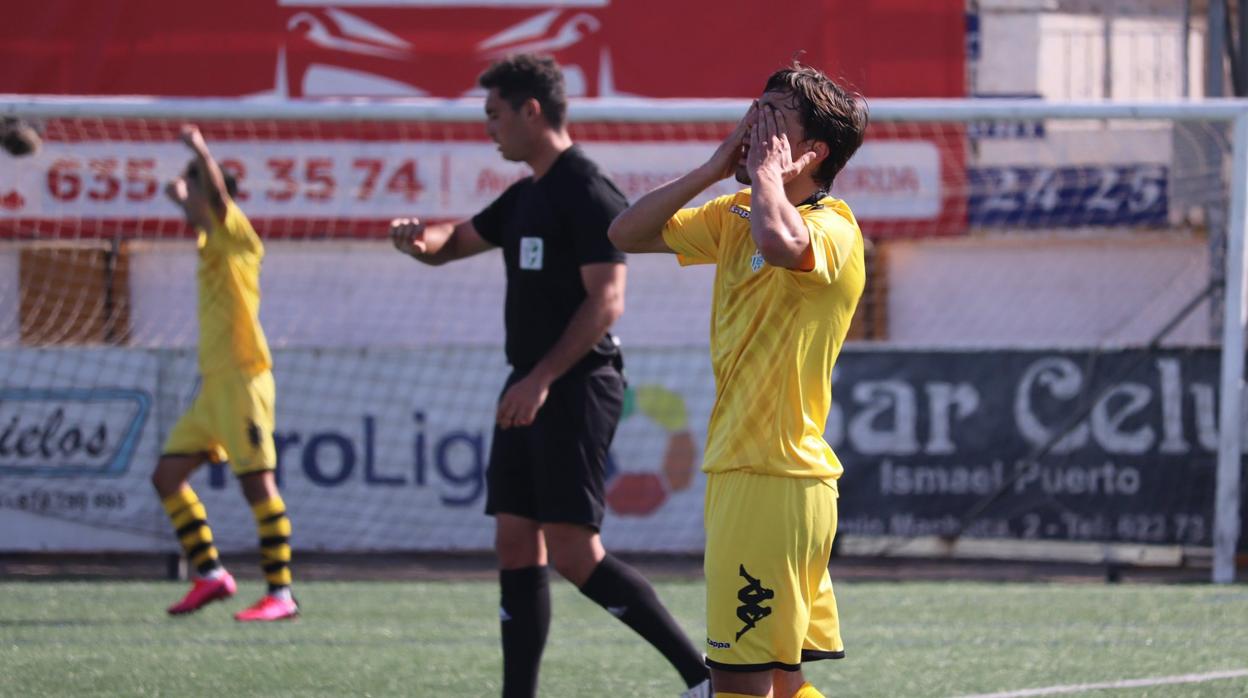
[520,237,544,270]
[750,250,764,272]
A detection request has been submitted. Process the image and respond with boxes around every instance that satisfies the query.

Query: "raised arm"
[609,102,757,253]
[607,170,707,254]
[179,125,230,222]
[389,217,495,265]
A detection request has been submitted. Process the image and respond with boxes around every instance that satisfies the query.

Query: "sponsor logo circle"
[605,385,697,516]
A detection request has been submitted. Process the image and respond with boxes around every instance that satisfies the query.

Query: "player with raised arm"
[608,63,869,698]
[153,125,297,622]
[390,54,711,698]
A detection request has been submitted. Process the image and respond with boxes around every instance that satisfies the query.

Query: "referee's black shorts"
[484,358,624,530]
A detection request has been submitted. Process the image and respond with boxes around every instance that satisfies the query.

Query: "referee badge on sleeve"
[520,237,544,270]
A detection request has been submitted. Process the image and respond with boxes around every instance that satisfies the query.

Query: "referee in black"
[390,54,710,698]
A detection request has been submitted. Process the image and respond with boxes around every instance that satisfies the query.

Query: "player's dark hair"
[478,54,568,130]
[763,63,869,189]
[185,161,239,198]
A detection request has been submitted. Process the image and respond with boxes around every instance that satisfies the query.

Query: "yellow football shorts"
[162,370,277,476]
[703,470,844,672]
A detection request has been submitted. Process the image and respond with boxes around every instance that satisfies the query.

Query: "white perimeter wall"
[885,234,1210,347]
[126,241,718,350]
[977,1,1203,101]
[2,238,1213,351]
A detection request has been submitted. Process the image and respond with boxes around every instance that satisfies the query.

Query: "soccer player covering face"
[609,64,869,698]
[154,125,298,622]
[389,54,711,698]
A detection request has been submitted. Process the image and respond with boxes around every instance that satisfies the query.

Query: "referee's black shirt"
[472,146,628,373]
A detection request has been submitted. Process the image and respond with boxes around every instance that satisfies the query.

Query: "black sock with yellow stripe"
[162,488,221,576]
[251,496,293,593]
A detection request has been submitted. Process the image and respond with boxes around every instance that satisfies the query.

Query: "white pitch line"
[956,668,1248,698]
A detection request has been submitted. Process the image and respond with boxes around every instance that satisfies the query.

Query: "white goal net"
[1,97,1244,582]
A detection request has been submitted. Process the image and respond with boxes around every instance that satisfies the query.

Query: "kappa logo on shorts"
[735,564,774,641]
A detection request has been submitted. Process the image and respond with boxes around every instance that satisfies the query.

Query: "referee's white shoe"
[680,678,711,698]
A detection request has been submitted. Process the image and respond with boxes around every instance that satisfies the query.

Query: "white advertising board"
[0,345,715,553]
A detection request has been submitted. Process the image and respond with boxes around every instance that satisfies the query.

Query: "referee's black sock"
[578,554,709,689]
[499,566,550,698]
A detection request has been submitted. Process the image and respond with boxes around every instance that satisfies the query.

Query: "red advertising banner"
[1,1,967,238]
[0,1,963,99]
[0,118,965,239]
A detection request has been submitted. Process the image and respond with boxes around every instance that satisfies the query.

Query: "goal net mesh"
[0,100,1240,559]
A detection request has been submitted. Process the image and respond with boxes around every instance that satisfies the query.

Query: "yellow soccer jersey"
[662,189,864,482]
[196,201,272,377]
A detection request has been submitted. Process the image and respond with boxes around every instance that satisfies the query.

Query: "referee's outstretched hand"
[390,218,428,257]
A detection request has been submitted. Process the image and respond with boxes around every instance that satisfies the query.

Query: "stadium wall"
[0,239,1213,351]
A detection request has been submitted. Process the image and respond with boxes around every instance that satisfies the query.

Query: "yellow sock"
[793,683,826,698]
[251,495,293,590]
[162,488,220,576]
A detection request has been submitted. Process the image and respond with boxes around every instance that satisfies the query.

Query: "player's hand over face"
[747,105,818,185]
[389,217,428,256]
[496,373,550,429]
[703,101,758,180]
